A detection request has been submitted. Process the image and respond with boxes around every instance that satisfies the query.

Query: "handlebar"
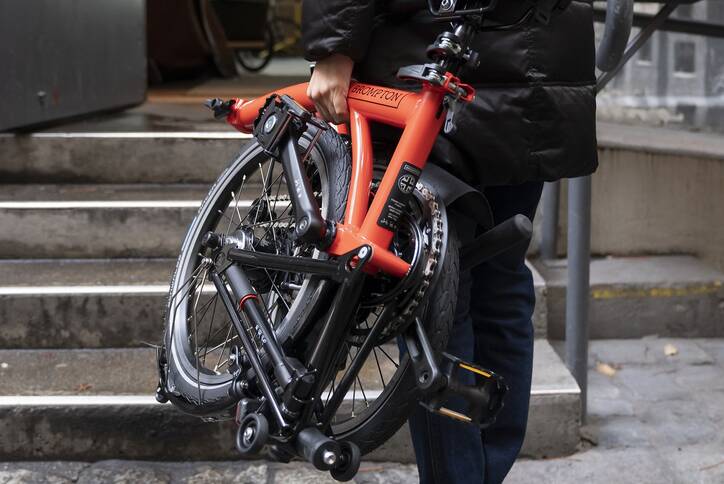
[596,0,634,72]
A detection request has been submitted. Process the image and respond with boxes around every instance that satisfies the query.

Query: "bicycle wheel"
[162,128,350,415]
[161,128,457,457]
[323,183,459,455]
[235,25,274,73]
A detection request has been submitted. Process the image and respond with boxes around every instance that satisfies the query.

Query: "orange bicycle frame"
[226,80,464,278]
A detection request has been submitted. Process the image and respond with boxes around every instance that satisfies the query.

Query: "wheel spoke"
[201,296,219,364]
[378,346,400,369]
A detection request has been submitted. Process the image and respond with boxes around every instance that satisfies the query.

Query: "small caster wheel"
[236,413,269,455]
[155,386,169,404]
[330,441,361,482]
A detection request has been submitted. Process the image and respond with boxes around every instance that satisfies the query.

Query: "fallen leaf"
[595,361,617,377]
[664,343,679,357]
[75,383,93,392]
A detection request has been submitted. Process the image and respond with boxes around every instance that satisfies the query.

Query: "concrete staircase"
[3,111,723,464]
[0,125,580,462]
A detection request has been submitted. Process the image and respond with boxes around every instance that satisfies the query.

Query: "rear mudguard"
[420,162,493,231]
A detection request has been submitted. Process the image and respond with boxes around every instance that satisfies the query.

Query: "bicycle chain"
[377,183,444,342]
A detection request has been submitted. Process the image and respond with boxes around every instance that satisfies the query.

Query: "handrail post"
[540,181,560,260]
[565,175,591,423]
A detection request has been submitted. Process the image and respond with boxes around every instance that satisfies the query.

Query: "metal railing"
[539,0,724,422]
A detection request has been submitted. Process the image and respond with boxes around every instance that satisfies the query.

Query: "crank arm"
[403,317,447,393]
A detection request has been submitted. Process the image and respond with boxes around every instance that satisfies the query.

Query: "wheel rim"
[167,140,330,390]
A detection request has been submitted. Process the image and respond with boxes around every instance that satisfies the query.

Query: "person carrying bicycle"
[302,1,596,482]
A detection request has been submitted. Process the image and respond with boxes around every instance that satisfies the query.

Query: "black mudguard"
[420,162,494,231]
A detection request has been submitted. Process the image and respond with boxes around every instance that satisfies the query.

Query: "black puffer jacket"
[302,1,597,187]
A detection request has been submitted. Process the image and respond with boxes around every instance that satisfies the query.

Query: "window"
[674,41,696,74]
[676,3,693,19]
[638,39,653,63]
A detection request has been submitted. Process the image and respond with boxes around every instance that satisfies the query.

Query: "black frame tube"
[210,270,289,430]
[280,135,326,243]
[308,247,372,399]
[227,248,347,281]
[320,304,394,425]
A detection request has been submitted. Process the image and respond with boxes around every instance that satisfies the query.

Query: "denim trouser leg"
[409,181,543,484]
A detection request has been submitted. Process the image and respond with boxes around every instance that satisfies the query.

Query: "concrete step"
[0,132,252,184]
[0,259,173,348]
[0,258,549,349]
[0,340,579,460]
[555,122,724,272]
[534,255,724,339]
[0,184,278,259]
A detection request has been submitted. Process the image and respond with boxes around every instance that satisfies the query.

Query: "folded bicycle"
[157,0,632,479]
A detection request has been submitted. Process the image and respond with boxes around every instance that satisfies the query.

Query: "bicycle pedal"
[420,352,507,428]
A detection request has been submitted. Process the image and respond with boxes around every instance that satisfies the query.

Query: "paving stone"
[346,464,418,484]
[637,399,721,448]
[271,466,339,484]
[77,461,171,484]
[181,464,267,484]
[589,338,715,366]
[588,415,652,449]
[659,444,724,484]
[672,364,724,393]
[507,448,677,484]
[0,469,73,484]
[587,395,635,419]
[613,366,691,402]
[587,372,635,418]
[0,463,87,483]
[694,339,724,366]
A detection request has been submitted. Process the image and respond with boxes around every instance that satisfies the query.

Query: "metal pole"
[540,181,560,260]
[565,175,591,423]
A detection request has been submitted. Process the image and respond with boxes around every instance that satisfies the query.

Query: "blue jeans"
[409,181,544,484]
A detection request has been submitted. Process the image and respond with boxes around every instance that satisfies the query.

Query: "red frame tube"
[226,81,449,278]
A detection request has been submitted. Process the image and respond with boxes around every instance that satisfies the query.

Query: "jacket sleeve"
[302,0,376,62]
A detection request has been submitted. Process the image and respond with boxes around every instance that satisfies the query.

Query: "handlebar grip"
[460,214,533,268]
[596,0,634,72]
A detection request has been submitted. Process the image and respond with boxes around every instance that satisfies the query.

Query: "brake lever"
[204,98,236,120]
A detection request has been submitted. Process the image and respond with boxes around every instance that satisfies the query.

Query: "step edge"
[0,385,580,406]
[0,132,253,140]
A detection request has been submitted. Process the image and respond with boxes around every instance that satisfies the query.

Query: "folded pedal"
[421,352,507,428]
[404,317,508,428]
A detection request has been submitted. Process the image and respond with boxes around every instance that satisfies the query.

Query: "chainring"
[347,182,444,346]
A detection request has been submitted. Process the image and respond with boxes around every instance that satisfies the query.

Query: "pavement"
[0,337,721,483]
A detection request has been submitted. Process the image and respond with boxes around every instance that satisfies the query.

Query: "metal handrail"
[540,0,724,422]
